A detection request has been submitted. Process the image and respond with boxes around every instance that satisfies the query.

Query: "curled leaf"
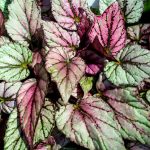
[0,43,32,82]
[89,2,126,57]
[46,47,85,104]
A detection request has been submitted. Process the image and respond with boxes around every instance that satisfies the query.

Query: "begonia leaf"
[117,0,144,23]
[104,88,150,144]
[17,78,48,148]
[0,81,22,114]
[42,21,80,55]
[56,96,126,150]
[88,2,126,57]
[0,0,12,17]
[104,44,150,86]
[46,47,85,104]
[80,76,93,95]
[5,0,41,46]
[99,0,116,14]
[4,109,27,150]
[0,36,10,46]
[52,0,93,37]
[0,43,32,82]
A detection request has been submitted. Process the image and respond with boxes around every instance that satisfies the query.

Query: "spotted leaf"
[117,0,144,23]
[17,78,48,148]
[0,82,22,114]
[104,44,150,86]
[89,2,126,57]
[0,43,32,82]
[46,47,85,104]
[5,0,41,46]
[104,88,150,145]
[56,96,126,150]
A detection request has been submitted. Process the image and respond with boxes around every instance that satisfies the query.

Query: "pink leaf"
[52,0,93,37]
[0,82,22,114]
[88,2,126,57]
[79,49,104,75]
[17,77,47,148]
[56,96,126,150]
[45,47,85,104]
[43,21,80,56]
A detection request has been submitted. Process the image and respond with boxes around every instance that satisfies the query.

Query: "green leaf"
[105,88,150,145]
[146,90,150,103]
[117,0,144,23]
[99,0,116,14]
[33,99,55,144]
[4,109,27,150]
[0,43,32,82]
[80,76,93,95]
[104,44,150,86]
[0,0,12,17]
[5,0,41,46]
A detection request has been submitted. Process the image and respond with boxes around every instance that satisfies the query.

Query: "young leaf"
[4,109,27,150]
[104,88,150,144]
[56,96,126,150]
[46,47,85,104]
[88,2,126,57]
[0,82,22,114]
[99,0,116,14]
[5,0,41,46]
[117,0,144,23]
[0,43,32,82]
[80,76,93,95]
[17,78,47,148]
[42,21,80,55]
[104,44,150,86]
[52,0,90,30]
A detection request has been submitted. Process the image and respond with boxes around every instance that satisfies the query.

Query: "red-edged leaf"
[0,81,22,114]
[88,2,126,57]
[0,10,4,36]
[104,88,150,145]
[45,47,85,104]
[17,77,48,148]
[52,0,93,37]
[42,21,80,55]
[56,96,126,150]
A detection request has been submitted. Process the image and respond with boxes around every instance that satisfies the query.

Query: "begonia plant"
[0,0,150,150]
